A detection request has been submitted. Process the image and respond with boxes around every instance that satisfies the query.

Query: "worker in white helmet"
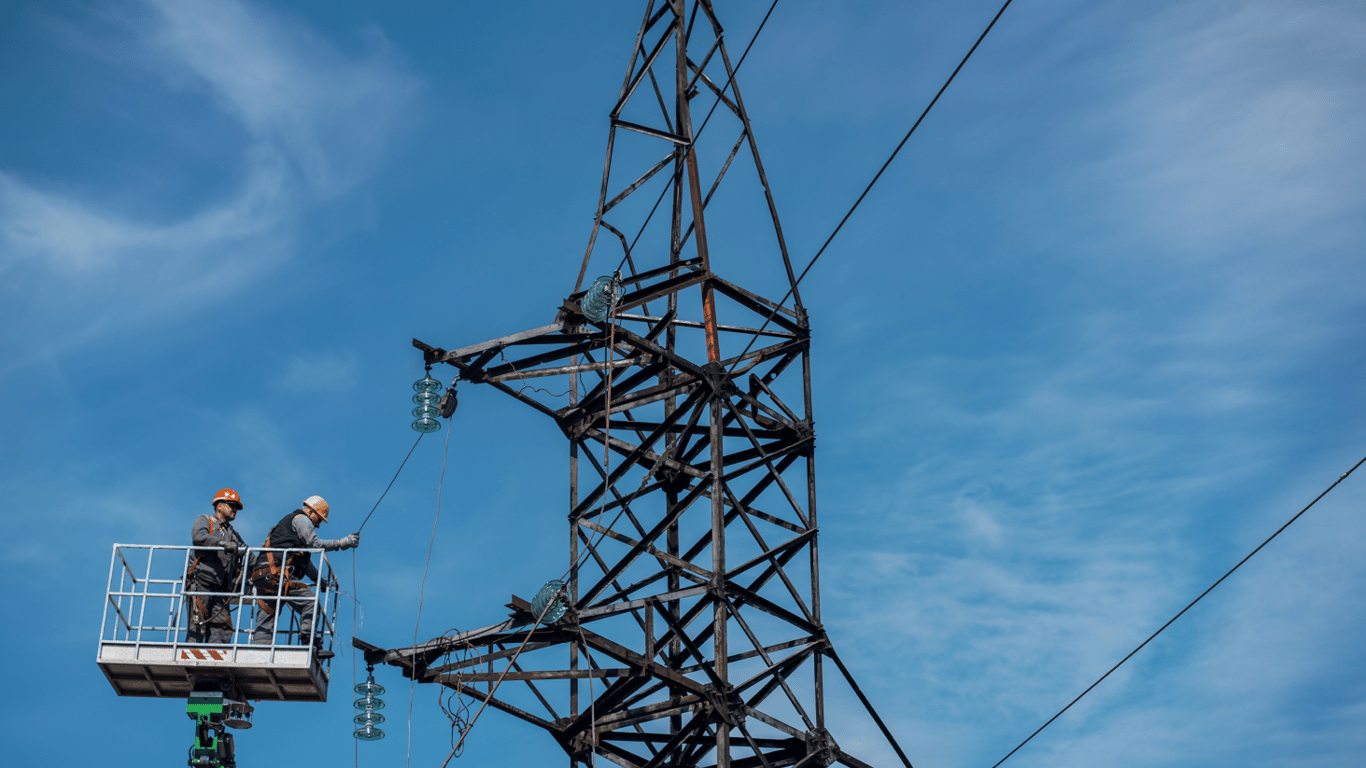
[249,495,358,659]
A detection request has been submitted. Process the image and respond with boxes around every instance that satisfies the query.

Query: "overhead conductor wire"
[989,452,1366,768]
[726,0,1015,375]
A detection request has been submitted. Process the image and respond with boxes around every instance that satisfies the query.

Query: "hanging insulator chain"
[354,664,387,741]
[412,364,444,433]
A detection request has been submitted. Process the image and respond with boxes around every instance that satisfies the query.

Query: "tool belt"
[249,559,308,617]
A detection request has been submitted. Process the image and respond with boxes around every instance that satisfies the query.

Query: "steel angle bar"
[722,399,808,526]
[647,63,672,128]
[579,585,710,621]
[613,18,679,119]
[682,478,801,565]
[616,0,656,107]
[613,258,703,289]
[720,437,814,485]
[731,643,819,698]
[709,278,803,327]
[725,598,817,730]
[414,326,563,364]
[599,221,649,314]
[725,583,820,637]
[589,569,677,609]
[425,642,561,677]
[640,716,714,768]
[577,479,712,609]
[742,706,807,741]
[681,543,809,660]
[720,487,814,621]
[731,385,799,431]
[580,520,714,581]
[723,530,816,581]
[736,720,779,768]
[481,373,568,421]
[595,695,704,732]
[687,62,741,116]
[758,348,803,388]
[677,637,818,675]
[611,684,691,723]
[488,356,645,383]
[720,336,807,373]
[824,648,915,768]
[578,443,658,538]
[605,150,679,214]
[601,731,779,747]
[573,388,710,515]
[506,653,562,721]
[482,338,605,380]
[678,124,747,245]
[571,363,678,427]
[442,668,630,682]
[617,271,710,316]
[597,741,650,768]
[708,130,747,207]
[614,118,691,146]
[577,123,617,294]
[834,750,880,768]
[616,314,796,340]
[605,419,781,439]
[748,374,801,424]
[684,36,723,93]
[440,680,562,732]
[709,29,802,306]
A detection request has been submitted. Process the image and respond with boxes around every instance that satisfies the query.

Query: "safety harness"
[251,510,311,617]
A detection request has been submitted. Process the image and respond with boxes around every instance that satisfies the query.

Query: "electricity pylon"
[362,3,911,767]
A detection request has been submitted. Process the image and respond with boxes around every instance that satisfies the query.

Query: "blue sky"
[2,1,1364,766]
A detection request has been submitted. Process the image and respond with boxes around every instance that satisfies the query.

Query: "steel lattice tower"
[361,3,910,767]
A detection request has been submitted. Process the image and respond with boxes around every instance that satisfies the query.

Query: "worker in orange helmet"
[249,495,358,659]
[186,488,248,643]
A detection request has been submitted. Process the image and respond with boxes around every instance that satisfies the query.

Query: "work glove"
[342,532,360,550]
[223,540,240,554]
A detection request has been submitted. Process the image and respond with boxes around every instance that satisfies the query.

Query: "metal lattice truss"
[364,3,911,767]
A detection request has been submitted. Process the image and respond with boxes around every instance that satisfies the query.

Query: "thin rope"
[989,452,1366,768]
[436,289,624,766]
[408,422,453,768]
[726,0,1015,375]
[359,432,425,533]
[352,551,360,768]
[576,623,599,768]
[439,588,571,768]
[352,430,426,765]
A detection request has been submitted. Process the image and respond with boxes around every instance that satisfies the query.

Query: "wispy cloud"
[274,348,359,393]
[820,1,1366,765]
[0,0,418,370]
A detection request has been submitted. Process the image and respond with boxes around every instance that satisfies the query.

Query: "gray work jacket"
[190,513,247,586]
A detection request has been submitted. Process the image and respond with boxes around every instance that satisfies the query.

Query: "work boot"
[302,633,335,660]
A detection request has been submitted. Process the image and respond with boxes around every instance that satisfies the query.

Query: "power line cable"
[988,452,1366,768]
[726,0,1015,374]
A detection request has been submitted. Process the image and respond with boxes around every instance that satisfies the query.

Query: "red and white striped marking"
[180,649,227,661]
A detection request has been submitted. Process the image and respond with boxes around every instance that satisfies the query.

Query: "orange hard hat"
[213,488,243,508]
[303,495,330,521]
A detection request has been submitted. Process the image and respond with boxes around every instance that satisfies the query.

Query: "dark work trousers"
[251,578,316,645]
[186,572,236,643]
